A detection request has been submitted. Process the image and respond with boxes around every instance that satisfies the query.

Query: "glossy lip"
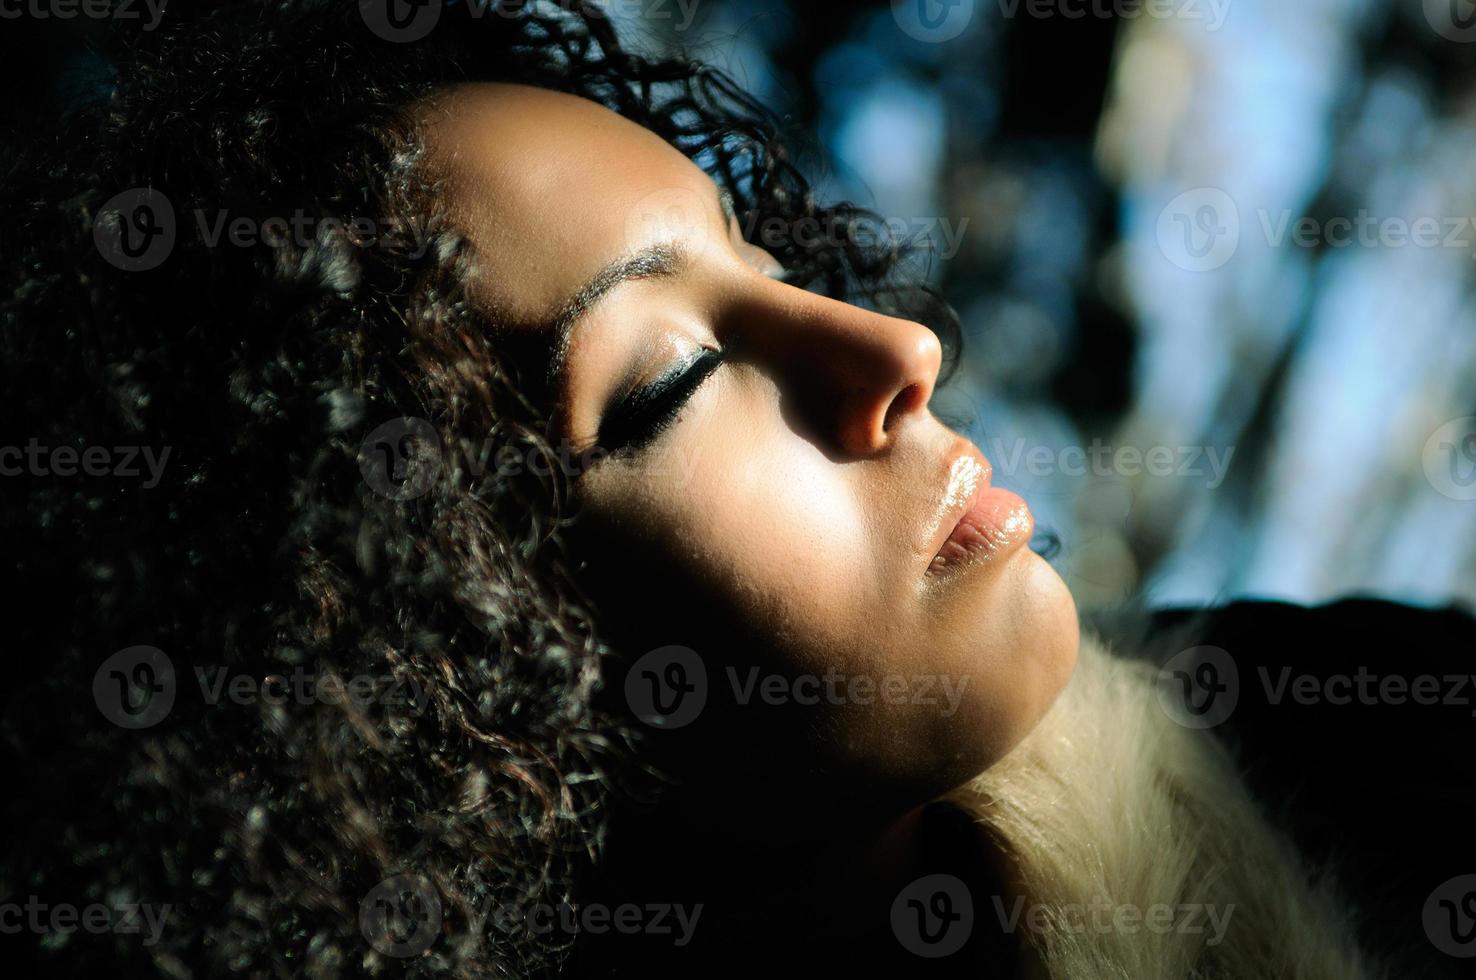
[924,439,1035,578]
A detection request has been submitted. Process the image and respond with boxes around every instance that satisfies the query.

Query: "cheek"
[578,410,877,659]
[668,417,879,650]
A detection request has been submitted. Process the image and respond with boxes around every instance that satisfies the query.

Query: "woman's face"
[420,84,1078,818]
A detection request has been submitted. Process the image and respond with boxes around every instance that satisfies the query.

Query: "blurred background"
[612,0,1476,609]
[4,0,1475,610]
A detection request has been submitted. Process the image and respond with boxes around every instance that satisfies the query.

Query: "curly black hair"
[1,2,959,976]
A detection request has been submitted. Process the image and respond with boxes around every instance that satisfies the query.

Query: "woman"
[4,2,1470,977]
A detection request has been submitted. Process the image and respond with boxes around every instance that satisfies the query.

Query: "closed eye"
[598,347,724,455]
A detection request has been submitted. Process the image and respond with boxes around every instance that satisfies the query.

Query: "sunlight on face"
[418,83,1079,818]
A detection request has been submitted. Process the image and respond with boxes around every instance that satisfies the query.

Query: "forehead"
[415,82,717,328]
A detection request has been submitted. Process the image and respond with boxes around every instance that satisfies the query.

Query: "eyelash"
[598,347,724,455]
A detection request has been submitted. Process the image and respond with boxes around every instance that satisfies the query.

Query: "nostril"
[883,383,924,434]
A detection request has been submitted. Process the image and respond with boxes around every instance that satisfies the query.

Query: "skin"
[416,83,1079,968]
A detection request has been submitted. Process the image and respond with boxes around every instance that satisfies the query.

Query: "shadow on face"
[415,82,1081,833]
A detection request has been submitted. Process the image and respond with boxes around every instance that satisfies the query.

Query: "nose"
[729,280,943,457]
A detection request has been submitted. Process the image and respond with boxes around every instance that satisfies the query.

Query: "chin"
[1018,549,1081,705]
[934,548,1080,785]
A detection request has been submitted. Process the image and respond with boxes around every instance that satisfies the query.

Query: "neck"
[582,793,1016,975]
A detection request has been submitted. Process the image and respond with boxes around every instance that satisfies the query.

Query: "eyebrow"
[542,184,738,392]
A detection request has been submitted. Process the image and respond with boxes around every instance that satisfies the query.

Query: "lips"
[926,442,1034,576]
